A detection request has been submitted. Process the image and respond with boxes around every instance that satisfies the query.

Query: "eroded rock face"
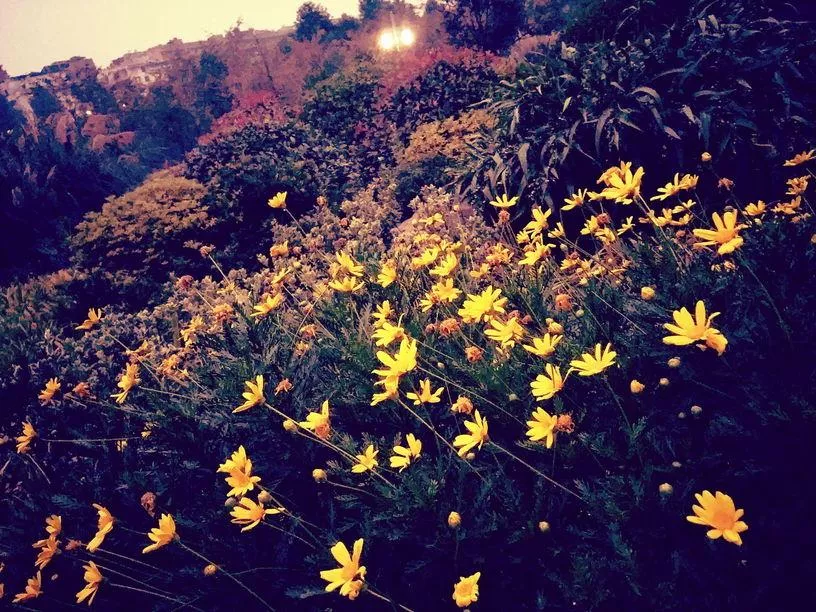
[81,114,121,138]
[90,130,135,151]
[50,111,77,145]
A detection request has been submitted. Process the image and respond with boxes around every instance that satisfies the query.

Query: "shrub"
[70,169,212,304]
[3,158,814,609]
[457,0,816,211]
[389,59,500,139]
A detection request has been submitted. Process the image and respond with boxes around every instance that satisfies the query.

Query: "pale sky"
[0,0,362,76]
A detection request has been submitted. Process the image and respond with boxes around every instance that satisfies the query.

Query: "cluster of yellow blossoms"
[11,148,813,606]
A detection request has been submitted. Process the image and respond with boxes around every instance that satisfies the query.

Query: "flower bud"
[312,468,327,483]
[447,512,461,529]
[554,293,572,311]
[677,412,686,419]
[671,461,682,469]
[465,347,483,363]
[659,377,670,387]
[258,490,273,504]
[667,357,681,368]
[630,379,645,394]
[507,393,519,402]
[203,563,218,576]
[538,520,551,533]
[701,152,712,162]
[225,497,238,508]
[690,405,702,416]
[640,286,656,300]
[575,308,584,318]
[283,419,297,432]
[658,483,674,496]
[465,452,476,461]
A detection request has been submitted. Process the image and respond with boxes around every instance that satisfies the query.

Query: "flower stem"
[490,441,585,502]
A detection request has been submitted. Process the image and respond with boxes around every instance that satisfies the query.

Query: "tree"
[0,94,23,135]
[439,0,527,53]
[359,0,385,20]
[294,2,333,41]
[194,52,234,130]
[30,85,62,119]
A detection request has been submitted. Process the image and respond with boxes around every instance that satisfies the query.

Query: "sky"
[0,0,362,76]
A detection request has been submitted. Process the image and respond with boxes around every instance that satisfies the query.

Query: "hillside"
[1,0,816,609]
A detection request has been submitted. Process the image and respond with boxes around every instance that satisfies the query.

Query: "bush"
[3,157,815,609]
[70,169,212,304]
[457,0,816,212]
[389,59,500,139]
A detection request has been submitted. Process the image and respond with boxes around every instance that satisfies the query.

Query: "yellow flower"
[335,252,364,277]
[432,278,462,303]
[490,193,518,208]
[34,536,59,570]
[300,400,331,439]
[320,539,366,599]
[569,343,617,376]
[530,364,565,400]
[548,222,566,239]
[519,240,555,267]
[390,434,422,472]
[523,333,562,358]
[562,190,587,211]
[230,496,284,532]
[663,300,728,355]
[458,286,507,323]
[484,316,525,349]
[523,206,552,236]
[429,252,459,277]
[250,292,284,319]
[786,175,809,196]
[76,308,103,331]
[452,571,481,608]
[372,337,418,382]
[377,261,397,287]
[406,379,444,405]
[16,421,37,454]
[783,149,815,166]
[693,211,745,255]
[526,407,558,447]
[329,276,365,293]
[453,410,489,457]
[598,162,644,204]
[45,514,62,537]
[13,571,42,603]
[180,315,205,346]
[650,173,698,201]
[686,490,748,545]
[412,246,440,269]
[218,446,262,497]
[351,444,379,473]
[111,364,140,404]
[87,504,114,553]
[234,375,265,413]
[38,377,61,403]
[371,321,405,347]
[745,201,767,217]
[76,562,103,605]
[269,241,289,257]
[142,513,177,554]
[267,191,287,208]
[372,300,393,327]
